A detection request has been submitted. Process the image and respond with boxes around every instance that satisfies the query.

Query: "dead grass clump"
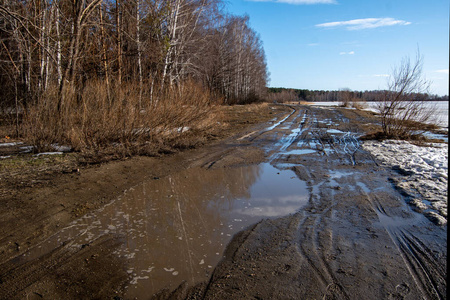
[21,80,220,158]
[351,101,368,110]
[338,100,367,110]
[360,127,445,143]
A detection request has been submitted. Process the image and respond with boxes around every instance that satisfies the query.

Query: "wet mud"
[0,105,446,300]
[155,105,447,300]
[11,162,308,298]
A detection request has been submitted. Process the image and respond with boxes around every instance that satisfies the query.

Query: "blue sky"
[225,0,449,96]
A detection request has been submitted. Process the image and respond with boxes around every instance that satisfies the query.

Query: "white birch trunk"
[56,2,62,87]
[39,6,47,92]
[136,0,143,106]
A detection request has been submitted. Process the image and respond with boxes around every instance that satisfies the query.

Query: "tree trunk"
[136,0,143,107]
[99,3,110,101]
[116,0,122,85]
[56,2,62,87]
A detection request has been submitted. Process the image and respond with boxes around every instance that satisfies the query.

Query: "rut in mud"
[0,105,446,300]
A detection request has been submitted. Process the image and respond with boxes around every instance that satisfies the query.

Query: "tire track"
[188,106,298,170]
[0,234,125,300]
[295,189,350,300]
[357,184,445,300]
[0,241,76,299]
[246,105,297,143]
[395,230,446,300]
[0,205,68,265]
[281,108,351,298]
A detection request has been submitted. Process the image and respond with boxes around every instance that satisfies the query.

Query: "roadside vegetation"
[376,51,438,139]
[22,80,219,156]
[0,0,268,157]
[337,88,367,109]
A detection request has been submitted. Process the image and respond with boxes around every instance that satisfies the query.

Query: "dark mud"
[0,104,446,300]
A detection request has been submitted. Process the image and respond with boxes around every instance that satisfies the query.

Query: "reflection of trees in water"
[147,164,261,238]
[101,165,262,297]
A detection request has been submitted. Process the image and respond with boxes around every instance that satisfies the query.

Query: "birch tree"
[0,0,269,113]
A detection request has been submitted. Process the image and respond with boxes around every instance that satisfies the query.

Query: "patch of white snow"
[34,152,64,156]
[0,142,23,147]
[363,140,447,225]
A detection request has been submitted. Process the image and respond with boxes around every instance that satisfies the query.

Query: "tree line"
[268,87,448,103]
[0,0,268,111]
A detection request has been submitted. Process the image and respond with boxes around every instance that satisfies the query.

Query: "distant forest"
[268,87,449,103]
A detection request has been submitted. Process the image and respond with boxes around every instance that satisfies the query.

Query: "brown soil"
[0,104,447,300]
[0,103,288,299]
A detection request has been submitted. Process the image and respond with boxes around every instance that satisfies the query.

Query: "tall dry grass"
[21,80,221,157]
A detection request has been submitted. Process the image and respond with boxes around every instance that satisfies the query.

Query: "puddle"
[356,181,371,194]
[327,129,344,134]
[330,170,354,179]
[375,213,421,228]
[21,163,308,298]
[285,149,317,155]
[422,131,448,142]
[266,110,295,131]
[278,128,301,151]
[356,181,424,229]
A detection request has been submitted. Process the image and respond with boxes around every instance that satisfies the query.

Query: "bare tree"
[338,88,353,107]
[377,51,435,138]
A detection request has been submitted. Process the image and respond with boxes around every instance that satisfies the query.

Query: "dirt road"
[0,104,446,299]
[161,105,447,299]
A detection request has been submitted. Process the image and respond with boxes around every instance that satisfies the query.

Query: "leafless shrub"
[338,88,368,110]
[338,88,353,108]
[351,100,367,110]
[21,80,219,157]
[377,51,437,138]
[267,89,299,103]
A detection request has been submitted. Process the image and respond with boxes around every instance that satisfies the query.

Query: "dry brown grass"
[21,80,221,158]
[350,101,368,110]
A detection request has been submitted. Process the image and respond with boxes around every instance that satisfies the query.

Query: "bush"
[376,51,437,139]
[21,80,220,157]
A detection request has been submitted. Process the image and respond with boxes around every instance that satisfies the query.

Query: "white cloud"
[373,74,389,77]
[339,51,355,55]
[316,18,411,30]
[276,0,337,4]
[307,43,319,46]
[434,69,449,74]
[247,0,337,4]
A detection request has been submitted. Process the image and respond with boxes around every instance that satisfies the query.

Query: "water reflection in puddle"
[327,129,344,134]
[26,163,308,298]
[285,149,317,155]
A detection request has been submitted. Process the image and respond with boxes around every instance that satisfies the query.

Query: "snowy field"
[310,101,448,128]
[363,140,448,225]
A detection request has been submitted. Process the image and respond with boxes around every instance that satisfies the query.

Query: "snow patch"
[0,142,23,147]
[363,140,447,225]
[34,152,64,156]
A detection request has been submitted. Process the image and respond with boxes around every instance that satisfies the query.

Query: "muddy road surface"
[0,105,446,300]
